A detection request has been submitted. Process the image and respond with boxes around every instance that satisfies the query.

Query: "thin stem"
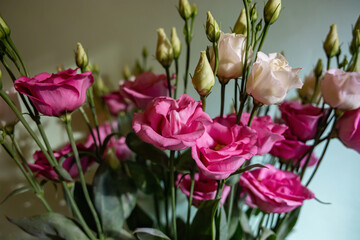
[215,180,225,199]
[227,184,237,228]
[234,79,238,112]
[213,42,219,78]
[220,83,226,118]
[241,0,252,93]
[183,19,191,94]
[86,87,102,150]
[9,133,33,175]
[163,169,170,234]
[63,114,104,240]
[5,36,29,77]
[186,172,195,239]
[257,22,270,53]
[326,57,331,70]
[153,194,161,228]
[236,93,248,124]
[200,95,206,111]
[79,106,99,154]
[169,150,177,240]
[248,102,260,126]
[310,74,320,103]
[165,67,172,98]
[174,58,179,99]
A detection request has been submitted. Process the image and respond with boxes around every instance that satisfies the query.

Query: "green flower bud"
[122,64,131,80]
[156,28,173,68]
[264,0,281,25]
[191,3,198,17]
[206,11,221,43]
[250,4,258,22]
[314,59,323,78]
[171,27,182,59]
[353,15,360,34]
[233,8,247,35]
[179,0,192,20]
[192,51,215,97]
[323,24,340,58]
[256,20,262,32]
[75,42,88,69]
[0,15,10,38]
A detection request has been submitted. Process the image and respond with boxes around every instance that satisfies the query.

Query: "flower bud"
[233,9,247,35]
[264,0,281,25]
[192,51,215,97]
[250,4,258,22]
[314,59,323,78]
[298,72,321,103]
[75,42,88,69]
[122,64,131,80]
[0,15,10,38]
[179,0,192,20]
[191,3,198,17]
[206,11,221,43]
[323,24,340,58]
[256,20,262,32]
[171,27,182,59]
[156,28,174,68]
[353,15,360,35]
[142,46,148,59]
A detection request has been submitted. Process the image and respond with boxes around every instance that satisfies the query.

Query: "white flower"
[0,88,21,129]
[246,52,303,105]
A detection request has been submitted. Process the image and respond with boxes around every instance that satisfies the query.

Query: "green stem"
[234,79,239,112]
[163,169,170,235]
[213,42,219,78]
[63,114,104,240]
[220,83,226,118]
[227,184,237,228]
[153,194,161,228]
[201,95,207,111]
[241,0,252,93]
[5,36,29,77]
[186,172,195,239]
[257,22,270,53]
[326,57,331,70]
[79,106,99,154]
[86,87,102,150]
[248,102,260,126]
[9,133,33,175]
[183,19,191,94]
[236,93,248,125]
[215,180,225,200]
[169,150,177,240]
[174,58,179,99]
[310,75,320,103]
[165,67,172,98]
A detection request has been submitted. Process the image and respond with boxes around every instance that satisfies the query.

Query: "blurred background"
[0,0,360,239]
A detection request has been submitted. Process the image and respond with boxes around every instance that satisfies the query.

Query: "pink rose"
[85,122,132,161]
[270,129,311,160]
[120,72,172,110]
[321,69,360,110]
[336,107,360,153]
[240,164,315,213]
[192,120,257,180]
[28,143,95,181]
[132,94,212,151]
[177,173,231,207]
[14,69,93,117]
[102,91,131,116]
[279,101,325,140]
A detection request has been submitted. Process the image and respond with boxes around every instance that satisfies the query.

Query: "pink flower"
[102,91,131,116]
[28,144,95,181]
[240,164,315,213]
[85,122,132,161]
[192,120,257,180]
[177,173,231,207]
[321,69,360,110]
[279,101,325,140]
[132,94,212,151]
[14,69,93,117]
[336,107,360,153]
[120,72,172,110]
[270,129,311,160]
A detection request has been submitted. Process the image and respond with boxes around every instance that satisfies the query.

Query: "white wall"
[1,0,360,239]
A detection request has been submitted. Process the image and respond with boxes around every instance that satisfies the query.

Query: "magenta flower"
[177,173,230,207]
[102,91,131,116]
[28,143,95,181]
[192,119,257,180]
[336,107,360,154]
[132,94,212,151]
[240,164,315,213]
[279,101,324,140]
[14,68,93,117]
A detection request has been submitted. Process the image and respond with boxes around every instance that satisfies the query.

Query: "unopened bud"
[264,0,281,25]
[256,20,262,32]
[191,3,198,17]
[250,4,258,22]
[206,11,220,43]
[171,27,182,59]
[179,0,192,20]
[75,42,88,69]
[156,28,173,68]
[353,15,360,34]
[192,51,215,97]
[233,9,247,35]
[0,15,10,38]
[323,24,340,58]
[122,64,131,80]
[314,59,323,78]
[142,47,148,59]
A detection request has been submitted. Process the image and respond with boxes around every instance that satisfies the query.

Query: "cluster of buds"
[156,27,182,68]
[178,0,197,20]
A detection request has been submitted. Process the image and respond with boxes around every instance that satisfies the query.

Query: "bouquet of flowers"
[0,0,359,239]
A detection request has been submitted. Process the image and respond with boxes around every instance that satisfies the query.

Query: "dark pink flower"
[103,91,131,116]
[14,69,93,117]
[279,101,324,140]
[177,173,231,207]
[192,120,257,180]
[336,107,360,153]
[240,164,315,213]
[120,72,172,110]
[132,94,212,151]
[28,143,95,181]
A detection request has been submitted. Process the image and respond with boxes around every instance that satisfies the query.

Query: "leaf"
[260,228,277,240]
[55,165,73,181]
[239,210,252,235]
[225,174,240,186]
[175,149,196,173]
[133,228,171,240]
[126,133,168,169]
[7,213,89,240]
[190,199,221,240]
[230,164,268,176]
[276,207,301,239]
[126,162,162,195]
[1,186,33,205]
[218,204,228,240]
[93,163,137,235]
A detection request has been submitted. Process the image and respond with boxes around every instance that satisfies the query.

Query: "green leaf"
[175,149,196,173]
[55,165,73,181]
[133,228,171,240]
[126,162,162,195]
[126,133,168,169]
[240,210,252,235]
[190,199,221,240]
[260,228,277,240]
[1,186,33,205]
[276,207,301,239]
[7,213,89,240]
[230,164,268,176]
[218,204,228,240]
[93,164,137,235]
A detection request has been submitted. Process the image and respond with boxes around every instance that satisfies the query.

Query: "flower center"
[214,144,226,151]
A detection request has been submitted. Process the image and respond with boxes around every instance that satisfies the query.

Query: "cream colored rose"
[246,52,303,105]
[0,88,21,129]
[210,32,252,83]
[321,69,360,110]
